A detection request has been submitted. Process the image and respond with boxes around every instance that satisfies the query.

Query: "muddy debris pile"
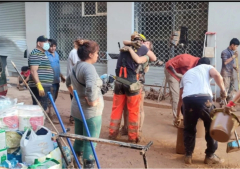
[145,88,160,100]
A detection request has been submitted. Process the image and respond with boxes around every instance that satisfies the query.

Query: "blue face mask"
[43,42,50,51]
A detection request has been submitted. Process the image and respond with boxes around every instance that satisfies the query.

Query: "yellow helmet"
[139,34,146,42]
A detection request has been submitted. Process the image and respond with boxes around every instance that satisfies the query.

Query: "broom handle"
[10,61,67,147]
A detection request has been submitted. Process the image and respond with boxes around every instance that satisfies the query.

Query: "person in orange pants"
[109,32,153,143]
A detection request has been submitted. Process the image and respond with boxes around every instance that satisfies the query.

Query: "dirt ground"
[6,85,240,168]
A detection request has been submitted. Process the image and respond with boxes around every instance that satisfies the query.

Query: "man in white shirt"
[176,58,227,165]
[66,37,81,123]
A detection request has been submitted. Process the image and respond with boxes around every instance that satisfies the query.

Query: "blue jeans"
[52,83,60,102]
[30,86,52,111]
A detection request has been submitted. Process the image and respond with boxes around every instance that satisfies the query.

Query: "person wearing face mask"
[28,35,54,115]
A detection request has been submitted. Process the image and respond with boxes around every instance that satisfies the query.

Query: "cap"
[36,35,48,43]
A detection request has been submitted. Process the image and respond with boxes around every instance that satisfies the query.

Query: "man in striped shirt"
[28,36,55,119]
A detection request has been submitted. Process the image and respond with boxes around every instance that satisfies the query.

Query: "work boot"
[48,107,60,124]
[204,154,224,164]
[184,155,192,164]
[83,160,95,169]
[73,152,83,168]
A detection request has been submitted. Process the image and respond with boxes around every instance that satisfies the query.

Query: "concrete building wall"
[25,2,49,54]
[107,2,134,76]
[208,2,240,96]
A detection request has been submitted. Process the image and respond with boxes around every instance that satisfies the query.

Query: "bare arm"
[30,66,40,84]
[209,68,225,92]
[146,50,157,61]
[168,65,183,79]
[224,57,235,65]
[176,88,183,118]
[128,47,148,64]
[232,91,240,103]
[25,75,30,82]
[123,40,132,46]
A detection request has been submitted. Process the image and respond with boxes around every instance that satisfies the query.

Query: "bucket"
[196,119,205,138]
[176,119,185,154]
[210,112,239,142]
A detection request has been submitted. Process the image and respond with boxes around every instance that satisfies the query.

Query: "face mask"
[42,42,50,51]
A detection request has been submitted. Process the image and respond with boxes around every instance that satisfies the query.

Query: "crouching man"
[176,58,227,164]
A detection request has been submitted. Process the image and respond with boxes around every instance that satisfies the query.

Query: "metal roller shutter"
[0,2,27,76]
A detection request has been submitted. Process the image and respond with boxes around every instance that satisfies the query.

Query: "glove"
[131,40,141,49]
[36,82,45,97]
[220,90,227,99]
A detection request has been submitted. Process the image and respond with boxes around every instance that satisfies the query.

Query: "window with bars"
[134,2,209,66]
[49,2,107,63]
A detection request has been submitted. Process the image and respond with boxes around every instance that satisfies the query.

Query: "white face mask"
[43,42,50,51]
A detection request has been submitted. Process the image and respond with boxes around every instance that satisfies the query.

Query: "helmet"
[131,31,146,42]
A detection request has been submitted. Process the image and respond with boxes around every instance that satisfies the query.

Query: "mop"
[48,92,82,169]
[73,90,101,169]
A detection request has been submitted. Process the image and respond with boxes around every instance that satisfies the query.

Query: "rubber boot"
[84,160,95,169]
[73,152,83,168]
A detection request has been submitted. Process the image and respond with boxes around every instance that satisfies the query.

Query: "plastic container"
[210,112,239,142]
[176,119,185,154]
[0,108,19,130]
[17,105,45,131]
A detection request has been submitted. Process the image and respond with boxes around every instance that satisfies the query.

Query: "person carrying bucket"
[175,57,227,164]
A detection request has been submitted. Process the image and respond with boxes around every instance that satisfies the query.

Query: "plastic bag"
[20,126,54,165]
[0,96,17,111]
[37,147,62,168]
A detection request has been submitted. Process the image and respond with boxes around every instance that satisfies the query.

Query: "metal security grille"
[134,2,209,66]
[49,2,107,63]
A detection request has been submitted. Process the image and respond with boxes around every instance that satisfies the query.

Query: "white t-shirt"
[66,48,80,77]
[180,64,214,99]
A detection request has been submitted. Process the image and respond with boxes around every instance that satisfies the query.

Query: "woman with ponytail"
[66,39,103,169]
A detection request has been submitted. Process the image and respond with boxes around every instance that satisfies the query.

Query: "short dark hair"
[230,38,240,46]
[21,66,29,71]
[48,39,57,47]
[76,39,99,61]
[197,57,210,66]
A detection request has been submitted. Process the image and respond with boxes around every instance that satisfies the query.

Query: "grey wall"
[25,2,49,54]
[107,2,134,76]
[208,2,240,97]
